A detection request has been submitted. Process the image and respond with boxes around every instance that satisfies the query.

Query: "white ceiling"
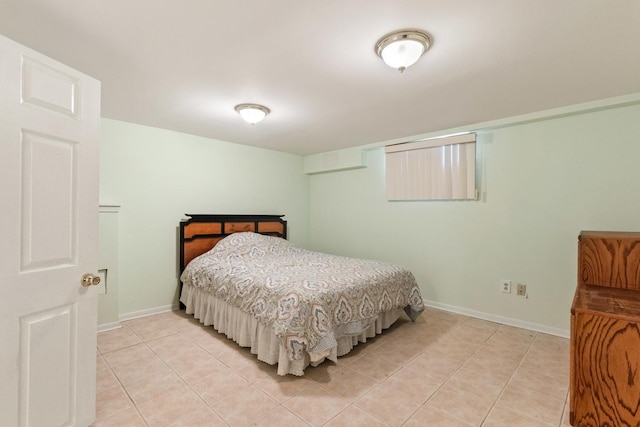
[1,1,639,155]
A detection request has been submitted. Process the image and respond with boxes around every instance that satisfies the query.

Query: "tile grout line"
[138,326,234,425]
[558,391,571,427]
[479,332,569,427]
[342,315,480,426]
[401,317,473,425]
[417,319,508,427]
[96,324,151,426]
[477,328,539,426]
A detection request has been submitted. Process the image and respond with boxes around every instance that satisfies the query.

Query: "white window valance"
[385,133,476,201]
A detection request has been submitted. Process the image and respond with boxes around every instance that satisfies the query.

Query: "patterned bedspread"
[180,232,424,361]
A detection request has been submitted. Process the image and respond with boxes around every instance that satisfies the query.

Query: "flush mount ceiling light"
[375,30,432,73]
[234,103,270,124]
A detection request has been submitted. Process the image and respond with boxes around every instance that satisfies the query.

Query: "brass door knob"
[81,273,101,287]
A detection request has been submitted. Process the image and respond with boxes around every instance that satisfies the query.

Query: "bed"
[178,214,424,376]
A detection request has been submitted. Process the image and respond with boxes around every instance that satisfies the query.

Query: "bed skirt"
[180,283,402,376]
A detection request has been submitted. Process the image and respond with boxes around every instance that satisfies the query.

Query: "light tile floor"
[94,308,573,426]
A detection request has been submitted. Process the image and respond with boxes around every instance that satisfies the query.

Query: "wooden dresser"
[570,231,640,426]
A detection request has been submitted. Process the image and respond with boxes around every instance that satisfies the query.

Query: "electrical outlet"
[517,283,527,296]
[501,280,511,293]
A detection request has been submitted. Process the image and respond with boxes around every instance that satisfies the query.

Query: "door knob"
[81,273,101,287]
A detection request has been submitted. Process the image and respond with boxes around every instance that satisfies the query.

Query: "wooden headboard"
[179,214,287,273]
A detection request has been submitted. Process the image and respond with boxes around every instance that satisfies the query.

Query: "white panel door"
[0,35,101,426]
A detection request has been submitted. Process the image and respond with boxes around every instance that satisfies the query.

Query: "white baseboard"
[97,304,180,333]
[97,321,122,333]
[423,299,570,339]
[102,300,570,339]
[118,304,179,322]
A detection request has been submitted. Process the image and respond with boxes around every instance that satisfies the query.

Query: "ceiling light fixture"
[234,103,270,124]
[375,30,432,73]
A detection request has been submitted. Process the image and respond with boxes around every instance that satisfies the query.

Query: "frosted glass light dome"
[234,104,270,124]
[375,30,432,72]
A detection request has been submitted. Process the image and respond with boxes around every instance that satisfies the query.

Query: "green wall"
[99,100,640,334]
[307,102,640,334]
[99,119,309,317]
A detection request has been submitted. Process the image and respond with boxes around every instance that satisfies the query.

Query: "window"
[385,133,476,201]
